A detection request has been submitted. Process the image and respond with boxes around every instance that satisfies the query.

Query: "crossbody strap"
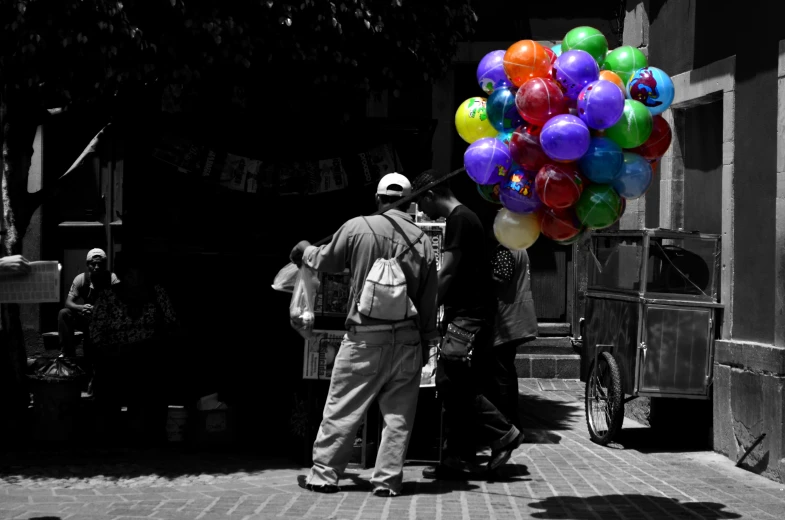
[381,214,426,260]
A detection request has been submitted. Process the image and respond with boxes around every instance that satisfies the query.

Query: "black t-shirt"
[442,205,493,321]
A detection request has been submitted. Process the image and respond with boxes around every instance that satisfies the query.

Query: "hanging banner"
[152,133,402,196]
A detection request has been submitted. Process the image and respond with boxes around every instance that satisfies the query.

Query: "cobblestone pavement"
[2,379,784,519]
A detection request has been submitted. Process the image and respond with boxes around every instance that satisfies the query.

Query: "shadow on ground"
[528,494,742,519]
[611,424,712,454]
[518,391,583,434]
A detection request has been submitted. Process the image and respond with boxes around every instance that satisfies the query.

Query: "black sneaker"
[372,488,398,497]
[487,431,525,471]
[297,474,339,494]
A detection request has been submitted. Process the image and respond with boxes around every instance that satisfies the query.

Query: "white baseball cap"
[86,248,107,261]
[376,173,412,198]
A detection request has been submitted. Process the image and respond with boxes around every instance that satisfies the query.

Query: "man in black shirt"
[413,169,523,477]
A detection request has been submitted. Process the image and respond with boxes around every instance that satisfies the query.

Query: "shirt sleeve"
[302,219,355,274]
[492,248,515,282]
[68,273,84,299]
[442,213,466,252]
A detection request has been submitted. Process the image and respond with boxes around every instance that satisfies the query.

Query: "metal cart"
[580,229,723,445]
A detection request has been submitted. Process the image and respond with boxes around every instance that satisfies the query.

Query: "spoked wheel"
[585,350,624,445]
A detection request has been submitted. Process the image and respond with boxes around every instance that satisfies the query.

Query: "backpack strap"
[381,214,426,260]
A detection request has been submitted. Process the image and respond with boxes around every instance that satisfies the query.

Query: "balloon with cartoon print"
[627,67,675,116]
[500,168,543,214]
[455,97,498,144]
[477,50,512,95]
[464,137,512,185]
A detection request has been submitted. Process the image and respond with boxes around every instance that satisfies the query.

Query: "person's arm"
[294,220,354,274]
[64,275,89,314]
[417,257,440,341]
[437,249,461,309]
[0,255,30,276]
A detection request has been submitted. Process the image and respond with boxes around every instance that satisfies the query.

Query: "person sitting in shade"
[58,248,119,357]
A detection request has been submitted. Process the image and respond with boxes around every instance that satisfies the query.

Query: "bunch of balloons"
[456,26,675,250]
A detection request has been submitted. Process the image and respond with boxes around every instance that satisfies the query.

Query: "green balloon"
[602,46,648,86]
[575,184,621,230]
[562,26,608,65]
[477,183,502,205]
[606,100,653,149]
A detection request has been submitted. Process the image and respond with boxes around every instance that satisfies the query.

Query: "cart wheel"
[585,351,624,445]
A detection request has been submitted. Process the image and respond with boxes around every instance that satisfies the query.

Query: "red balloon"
[515,77,569,126]
[630,115,672,160]
[544,46,557,65]
[535,163,585,209]
[509,123,549,172]
[539,206,583,242]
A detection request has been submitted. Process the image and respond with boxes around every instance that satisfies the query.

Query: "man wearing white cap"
[58,248,119,356]
[289,172,439,497]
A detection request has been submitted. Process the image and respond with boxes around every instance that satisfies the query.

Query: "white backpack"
[357,215,425,321]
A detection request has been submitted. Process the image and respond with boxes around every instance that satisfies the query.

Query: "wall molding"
[661,55,735,338]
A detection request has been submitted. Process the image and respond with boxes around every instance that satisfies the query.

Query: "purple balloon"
[577,80,626,130]
[552,50,600,100]
[540,114,591,162]
[500,168,542,214]
[464,137,512,185]
[477,50,512,95]
[612,152,653,199]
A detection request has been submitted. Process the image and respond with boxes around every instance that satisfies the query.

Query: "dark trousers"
[58,308,90,356]
[92,342,167,447]
[475,341,520,431]
[436,356,518,460]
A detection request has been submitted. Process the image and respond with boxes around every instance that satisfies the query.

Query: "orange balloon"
[599,70,626,93]
[503,40,552,87]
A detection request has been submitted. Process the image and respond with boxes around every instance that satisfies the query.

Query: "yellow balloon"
[494,208,541,250]
[455,97,498,144]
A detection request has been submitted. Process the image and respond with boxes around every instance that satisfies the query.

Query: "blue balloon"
[487,88,524,132]
[551,44,562,57]
[627,67,675,116]
[496,131,513,147]
[578,137,624,184]
[612,152,653,199]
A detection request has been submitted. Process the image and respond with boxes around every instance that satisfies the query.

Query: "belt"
[349,320,417,333]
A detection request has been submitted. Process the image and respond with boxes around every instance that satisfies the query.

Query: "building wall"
[635,0,785,482]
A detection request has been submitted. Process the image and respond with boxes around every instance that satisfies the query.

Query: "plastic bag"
[31,356,86,382]
[289,265,320,338]
[272,262,299,293]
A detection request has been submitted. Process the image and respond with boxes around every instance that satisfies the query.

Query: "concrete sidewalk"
[1,379,784,519]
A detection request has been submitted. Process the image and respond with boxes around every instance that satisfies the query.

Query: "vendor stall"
[580,229,723,445]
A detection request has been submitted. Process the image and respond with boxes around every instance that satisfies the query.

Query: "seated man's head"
[85,248,110,286]
[375,172,412,211]
[412,169,454,220]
